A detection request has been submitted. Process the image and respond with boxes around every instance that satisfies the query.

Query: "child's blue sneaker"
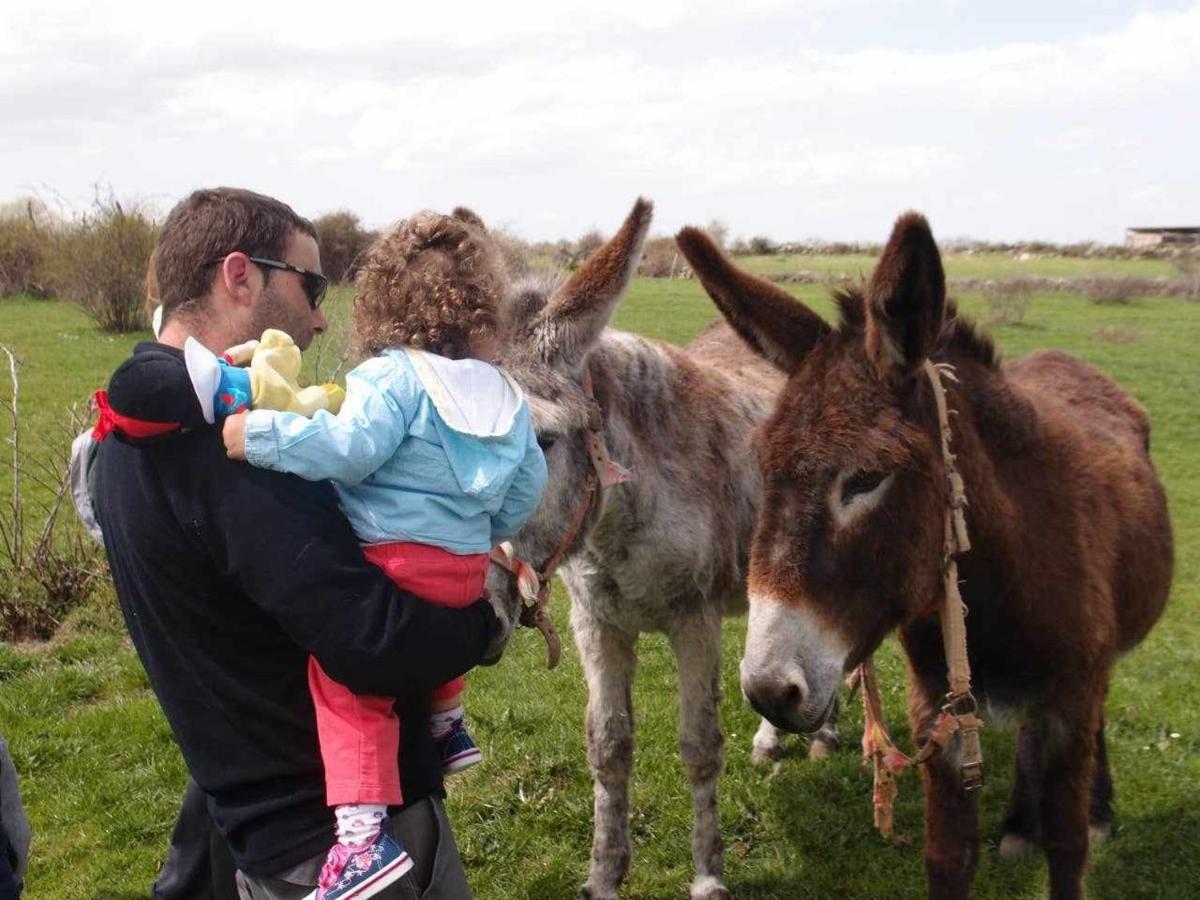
[315,831,412,900]
[436,718,483,774]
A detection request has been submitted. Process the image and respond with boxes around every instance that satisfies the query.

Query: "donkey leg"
[669,616,731,900]
[1040,703,1100,900]
[574,613,638,900]
[751,718,784,764]
[921,752,981,900]
[912,687,979,900]
[809,696,840,760]
[1089,715,1114,844]
[999,721,1044,859]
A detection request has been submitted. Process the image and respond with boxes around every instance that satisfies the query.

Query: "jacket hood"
[402,349,529,501]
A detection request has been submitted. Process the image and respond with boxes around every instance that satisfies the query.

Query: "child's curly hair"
[353,209,507,360]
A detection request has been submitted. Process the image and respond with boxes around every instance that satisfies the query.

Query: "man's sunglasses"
[210,254,329,309]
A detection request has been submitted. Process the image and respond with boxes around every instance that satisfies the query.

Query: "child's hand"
[223,413,248,461]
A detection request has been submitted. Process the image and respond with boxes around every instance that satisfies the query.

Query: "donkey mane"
[833,288,999,369]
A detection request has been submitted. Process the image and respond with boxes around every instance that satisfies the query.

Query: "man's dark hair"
[155,188,317,323]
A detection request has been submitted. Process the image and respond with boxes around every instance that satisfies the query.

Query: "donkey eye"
[536,435,557,452]
[841,470,887,504]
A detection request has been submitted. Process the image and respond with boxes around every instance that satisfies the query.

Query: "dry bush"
[314,210,376,283]
[491,228,539,279]
[1085,278,1141,306]
[748,235,779,255]
[573,230,605,266]
[638,236,686,278]
[980,278,1035,325]
[46,194,158,332]
[704,220,729,250]
[1091,326,1146,344]
[1174,257,1200,300]
[0,200,53,297]
[0,349,105,641]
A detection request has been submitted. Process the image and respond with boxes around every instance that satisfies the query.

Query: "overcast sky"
[1,0,1196,244]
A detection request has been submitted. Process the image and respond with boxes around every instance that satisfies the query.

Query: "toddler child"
[220,209,546,900]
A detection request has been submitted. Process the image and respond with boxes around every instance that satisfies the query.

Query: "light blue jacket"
[243,349,547,555]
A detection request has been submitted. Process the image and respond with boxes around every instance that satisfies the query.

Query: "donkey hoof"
[808,736,837,760]
[751,740,783,765]
[1089,822,1113,845]
[690,875,732,900]
[580,883,618,900]
[998,832,1037,860]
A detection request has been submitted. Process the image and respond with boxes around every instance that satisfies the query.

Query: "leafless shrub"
[748,235,779,256]
[314,211,377,283]
[575,230,605,263]
[0,199,53,297]
[1086,278,1141,305]
[490,228,540,280]
[0,349,105,641]
[980,278,1035,325]
[1091,326,1146,344]
[703,220,729,250]
[45,191,159,332]
[638,236,686,278]
[1173,256,1200,301]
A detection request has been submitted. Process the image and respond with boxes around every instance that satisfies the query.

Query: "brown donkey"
[676,213,1173,900]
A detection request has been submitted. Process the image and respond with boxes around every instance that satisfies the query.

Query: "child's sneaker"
[436,718,483,774]
[315,832,413,900]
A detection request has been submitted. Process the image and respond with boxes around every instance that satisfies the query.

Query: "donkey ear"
[676,226,830,373]
[864,212,945,375]
[451,206,487,231]
[540,197,653,368]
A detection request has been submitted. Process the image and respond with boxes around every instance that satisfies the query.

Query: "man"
[0,734,30,900]
[93,188,504,899]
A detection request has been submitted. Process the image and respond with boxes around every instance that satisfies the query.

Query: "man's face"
[247,230,327,350]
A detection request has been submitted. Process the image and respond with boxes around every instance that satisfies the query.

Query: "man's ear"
[217,252,260,310]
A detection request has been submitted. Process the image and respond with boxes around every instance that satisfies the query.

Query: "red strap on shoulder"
[92,390,181,442]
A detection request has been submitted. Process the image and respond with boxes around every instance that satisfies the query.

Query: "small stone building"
[1125,227,1200,249]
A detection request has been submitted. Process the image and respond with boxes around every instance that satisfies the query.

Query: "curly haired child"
[223,209,547,900]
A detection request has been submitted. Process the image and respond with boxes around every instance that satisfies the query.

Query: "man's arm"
[204,457,497,696]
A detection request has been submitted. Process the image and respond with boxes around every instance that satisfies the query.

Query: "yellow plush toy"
[184,329,345,424]
[247,329,345,416]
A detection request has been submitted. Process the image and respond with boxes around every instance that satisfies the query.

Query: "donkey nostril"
[783,682,804,709]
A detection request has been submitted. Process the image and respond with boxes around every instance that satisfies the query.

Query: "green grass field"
[1,266,1197,899]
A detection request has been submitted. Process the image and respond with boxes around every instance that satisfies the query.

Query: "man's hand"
[223,413,248,461]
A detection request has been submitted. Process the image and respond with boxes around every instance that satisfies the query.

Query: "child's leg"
[307,655,402,845]
[429,677,465,737]
[362,543,488,774]
[430,676,465,713]
[427,676,482,773]
[308,658,413,894]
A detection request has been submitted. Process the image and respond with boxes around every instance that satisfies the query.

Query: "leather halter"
[852,359,983,839]
[489,365,632,669]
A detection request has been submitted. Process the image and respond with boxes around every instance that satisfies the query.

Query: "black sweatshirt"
[94,342,498,876]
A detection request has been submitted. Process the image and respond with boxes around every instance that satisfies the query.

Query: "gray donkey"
[485,198,837,900]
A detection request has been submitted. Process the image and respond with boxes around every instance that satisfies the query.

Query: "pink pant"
[309,541,488,806]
